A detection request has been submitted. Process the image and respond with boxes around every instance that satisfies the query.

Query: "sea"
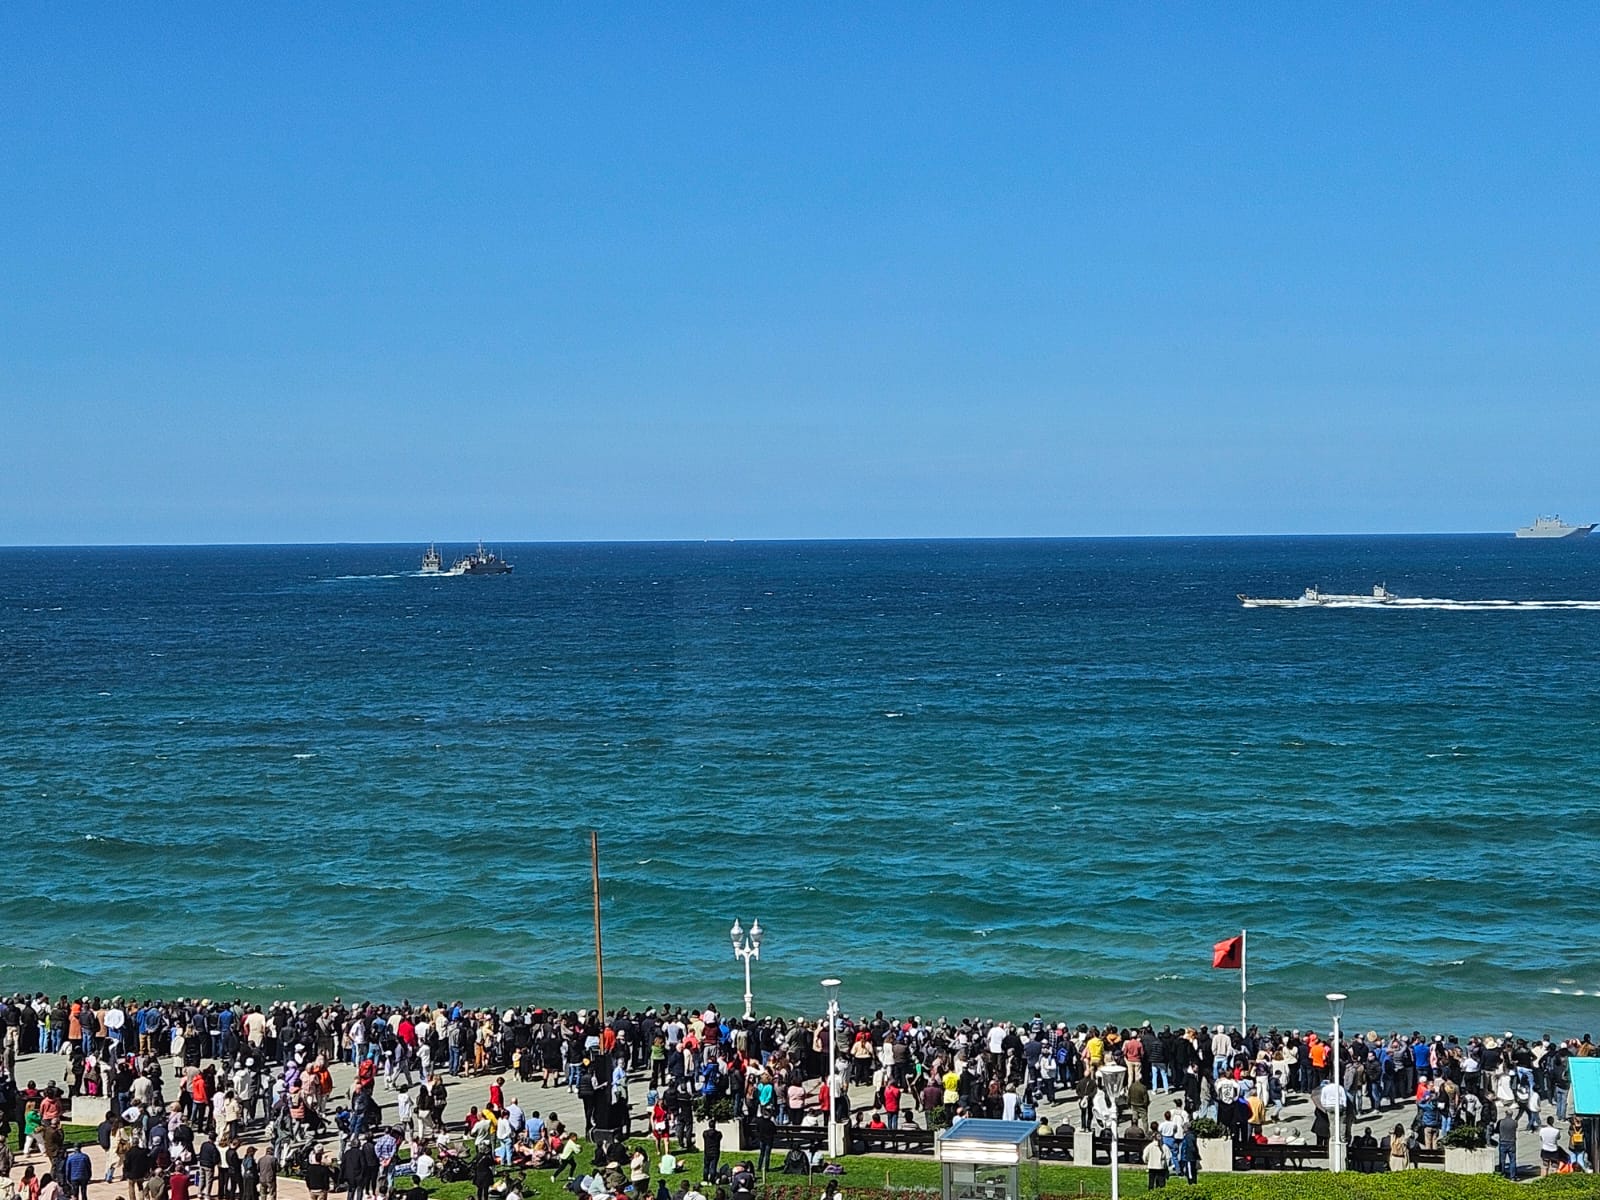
[3,536,1598,1035]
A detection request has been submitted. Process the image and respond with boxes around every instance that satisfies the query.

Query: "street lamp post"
[822,978,843,1158]
[1326,993,1347,1173]
[1096,1064,1126,1200]
[730,919,763,1020]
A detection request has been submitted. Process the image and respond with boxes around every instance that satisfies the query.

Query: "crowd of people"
[2,989,1597,1197]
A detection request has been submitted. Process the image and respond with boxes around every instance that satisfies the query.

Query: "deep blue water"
[2,537,1598,1034]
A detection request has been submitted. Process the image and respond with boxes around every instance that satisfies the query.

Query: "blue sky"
[4,4,1597,543]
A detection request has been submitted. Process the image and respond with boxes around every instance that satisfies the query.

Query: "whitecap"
[636,859,654,865]
[292,753,316,760]
[973,928,992,937]
[38,958,55,968]
[884,712,905,718]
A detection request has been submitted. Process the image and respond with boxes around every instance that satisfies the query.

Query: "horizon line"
[0,530,1549,550]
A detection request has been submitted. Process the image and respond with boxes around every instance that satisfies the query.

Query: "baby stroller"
[1018,1087,1038,1122]
[437,1147,476,1183]
[278,1134,320,1178]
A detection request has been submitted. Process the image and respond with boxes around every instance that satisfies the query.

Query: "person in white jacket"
[1143,1135,1170,1189]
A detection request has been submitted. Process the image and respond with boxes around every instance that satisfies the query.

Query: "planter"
[1198,1136,1234,1174]
[1071,1129,1093,1164]
[67,1093,110,1125]
[1445,1146,1497,1175]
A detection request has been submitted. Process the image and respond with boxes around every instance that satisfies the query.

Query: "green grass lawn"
[61,1124,103,1147]
[409,1143,1151,1200]
[407,1141,1600,1200]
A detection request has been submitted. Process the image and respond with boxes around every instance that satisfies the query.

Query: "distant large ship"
[452,542,513,575]
[1238,585,1396,608]
[418,543,514,575]
[1515,515,1594,539]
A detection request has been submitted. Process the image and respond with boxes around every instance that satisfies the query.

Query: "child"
[21,1104,43,1157]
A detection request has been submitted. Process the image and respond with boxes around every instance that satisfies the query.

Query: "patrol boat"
[420,545,444,574]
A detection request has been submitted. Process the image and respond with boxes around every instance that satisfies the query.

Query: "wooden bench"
[738,1121,826,1153]
[1347,1145,1387,1172]
[1035,1133,1076,1162]
[851,1129,936,1157]
[1235,1142,1327,1171]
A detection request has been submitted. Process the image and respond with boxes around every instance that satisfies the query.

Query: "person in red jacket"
[191,1073,211,1131]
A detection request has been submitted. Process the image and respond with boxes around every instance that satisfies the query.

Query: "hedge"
[1178,1171,1600,1199]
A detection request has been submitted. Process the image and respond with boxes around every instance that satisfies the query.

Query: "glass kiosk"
[935,1119,1040,1200]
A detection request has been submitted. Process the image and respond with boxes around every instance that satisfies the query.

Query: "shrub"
[1176,1171,1600,1197]
[1442,1123,1487,1148]
[926,1104,958,1130]
[1189,1117,1229,1139]
[694,1095,736,1122]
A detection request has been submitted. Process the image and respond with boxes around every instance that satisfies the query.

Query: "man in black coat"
[342,1134,379,1200]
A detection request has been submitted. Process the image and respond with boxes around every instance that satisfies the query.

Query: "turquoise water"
[2,537,1598,1033]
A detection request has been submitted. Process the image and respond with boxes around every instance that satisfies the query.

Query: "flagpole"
[591,831,605,1019]
[1240,927,1248,1032]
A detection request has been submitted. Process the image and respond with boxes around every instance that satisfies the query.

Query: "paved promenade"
[6,1047,1551,1186]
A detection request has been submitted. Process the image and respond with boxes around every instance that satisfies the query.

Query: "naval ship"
[1515,515,1594,539]
[418,542,514,575]
[452,542,513,575]
[1238,585,1397,608]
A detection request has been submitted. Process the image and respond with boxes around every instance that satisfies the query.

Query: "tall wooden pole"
[591,831,605,1018]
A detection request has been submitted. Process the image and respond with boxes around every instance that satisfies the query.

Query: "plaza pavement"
[6,1048,1552,1188]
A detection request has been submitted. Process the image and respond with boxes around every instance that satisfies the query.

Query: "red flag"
[1213,935,1243,969]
